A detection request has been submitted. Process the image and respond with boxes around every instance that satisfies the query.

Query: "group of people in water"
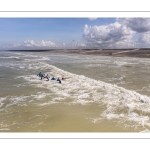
[37,72,65,84]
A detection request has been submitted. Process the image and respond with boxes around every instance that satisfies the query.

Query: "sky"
[0,18,150,50]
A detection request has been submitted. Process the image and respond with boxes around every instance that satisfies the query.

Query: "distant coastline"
[8,48,150,58]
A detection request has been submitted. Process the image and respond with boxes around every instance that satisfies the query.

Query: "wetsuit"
[44,75,49,81]
[57,79,61,84]
[37,73,44,80]
[51,77,56,80]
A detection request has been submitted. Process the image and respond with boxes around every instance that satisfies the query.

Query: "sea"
[0,50,150,132]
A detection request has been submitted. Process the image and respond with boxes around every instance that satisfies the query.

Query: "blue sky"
[0,18,150,50]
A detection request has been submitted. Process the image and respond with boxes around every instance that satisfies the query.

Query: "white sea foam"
[0,96,28,111]
[140,129,150,133]
[33,92,47,99]
[45,64,150,129]
[21,61,150,106]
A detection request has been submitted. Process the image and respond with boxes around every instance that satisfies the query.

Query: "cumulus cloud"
[118,18,150,33]
[71,42,86,48]
[2,43,21,49]
[2,40,59,50]
[12,44,21,47]
[138,32,150,47]
[1,39,88,50]
[83,18,150,48]
[23,40,56,48]
[83,22,135,48]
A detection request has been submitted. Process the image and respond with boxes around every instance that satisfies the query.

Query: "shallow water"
[0,50,150,132]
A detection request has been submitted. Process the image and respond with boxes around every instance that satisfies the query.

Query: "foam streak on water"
[0,51,150,132]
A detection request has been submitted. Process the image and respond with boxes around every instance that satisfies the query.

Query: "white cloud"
[88,18,98,21]
[23,40,56,48]
[2,40,58,50]
[71,42,86,48]
[139,33,150,43]
[138,32,150,47]
[83,22,135,48]
[2,43,21,49]
[118,18,150,33]
[83,18,150,48]
[12,44,21,47]
[1,40,88,50]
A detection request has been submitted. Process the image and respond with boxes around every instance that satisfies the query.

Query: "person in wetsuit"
[51,77,56,80]
[44,74,50,81]
[57,77,61,84]
[37,72,44,80]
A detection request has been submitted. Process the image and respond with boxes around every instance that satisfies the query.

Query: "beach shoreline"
[8,49,150,58]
